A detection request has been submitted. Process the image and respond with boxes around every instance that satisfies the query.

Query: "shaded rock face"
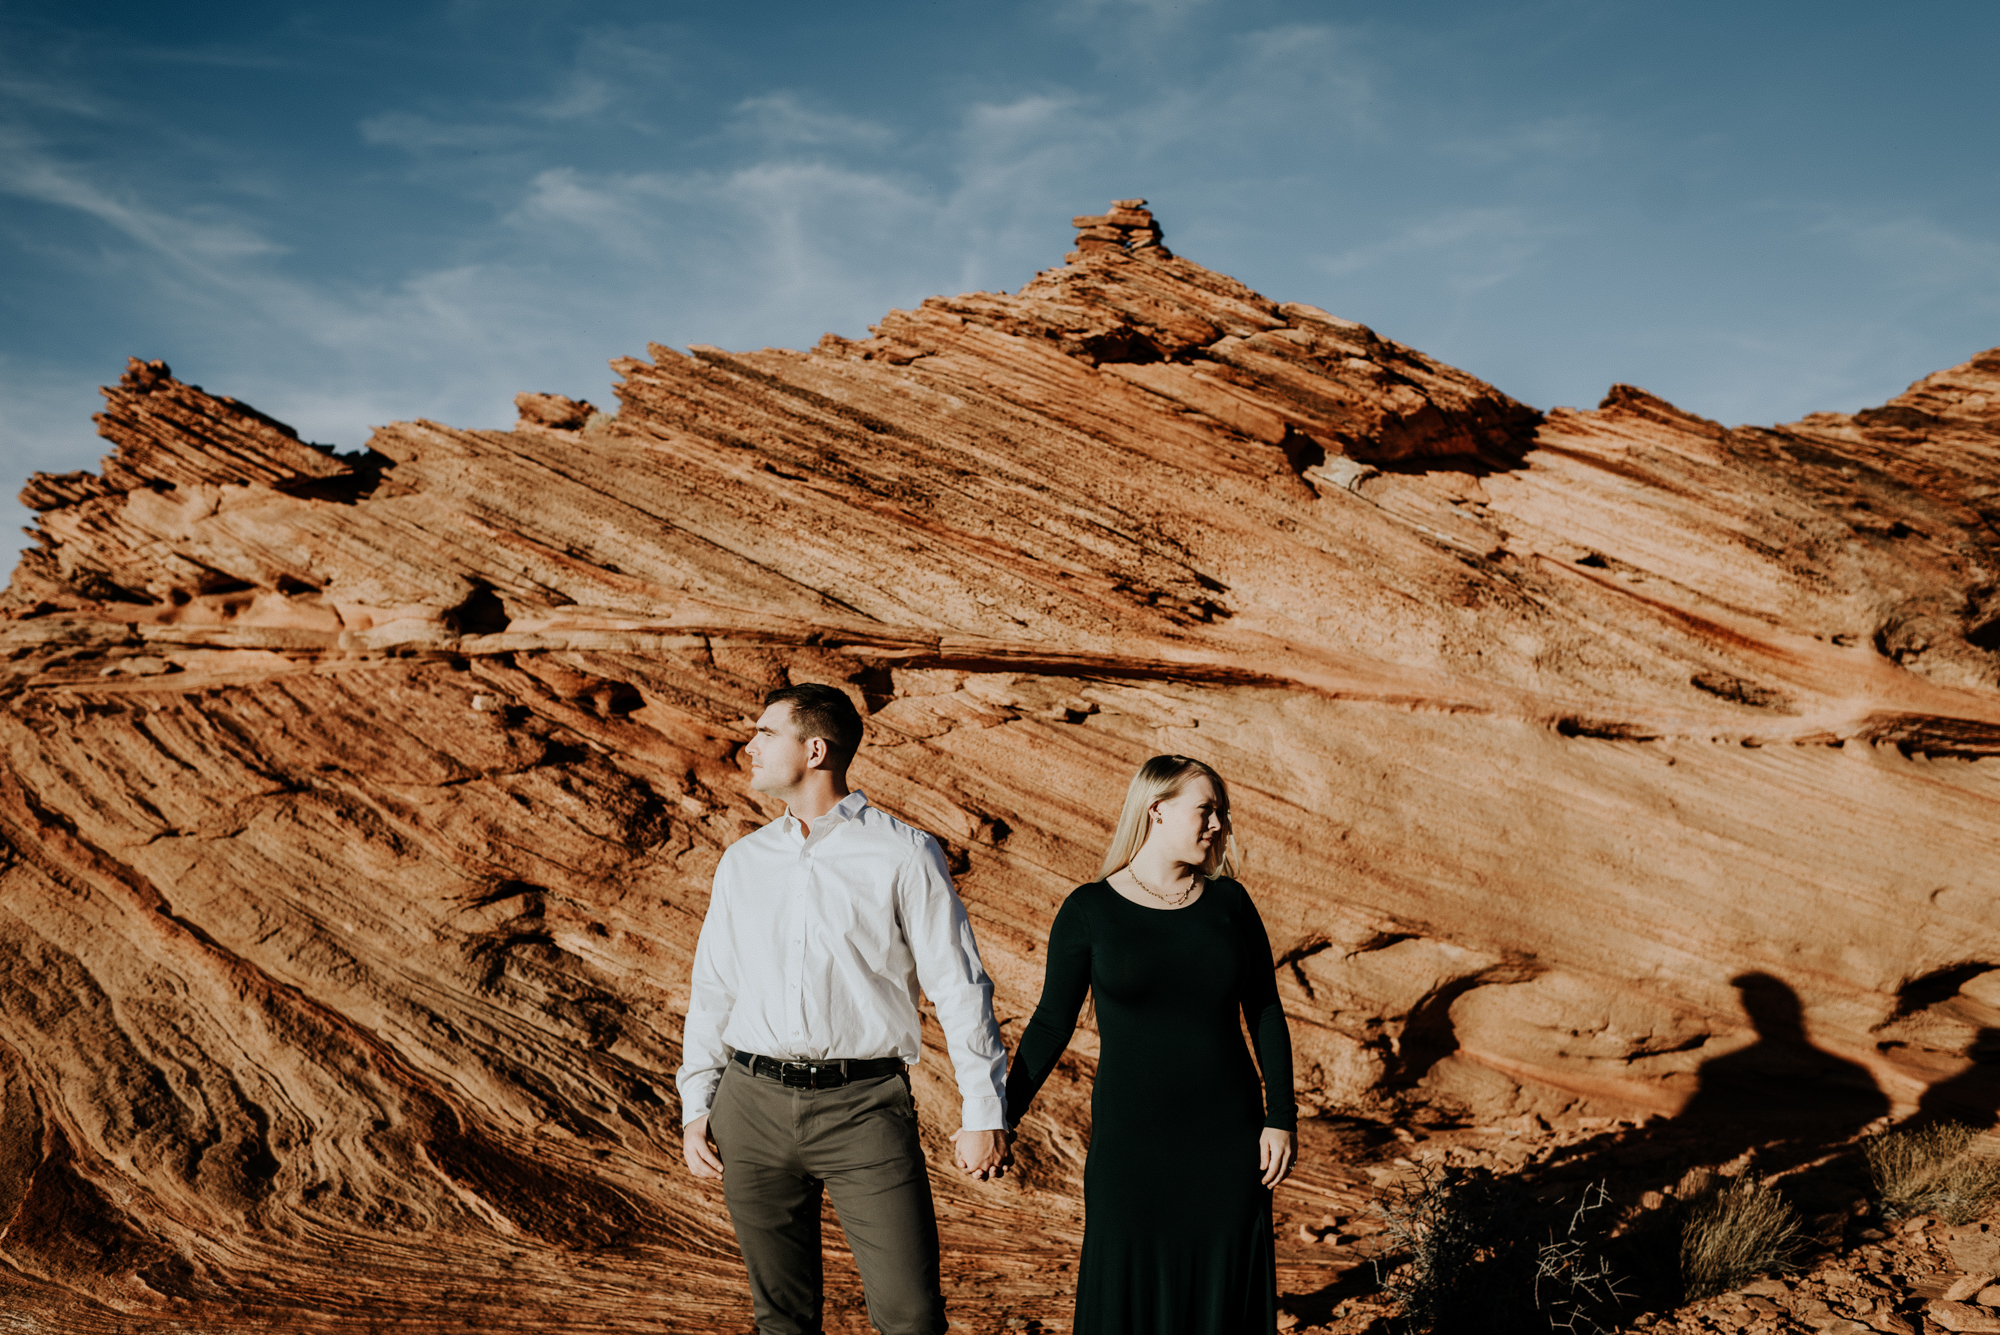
[1,202,1998,1330]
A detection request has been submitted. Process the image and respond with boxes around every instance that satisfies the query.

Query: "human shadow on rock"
[1339,975,1890,1330]
[1670,971,1891,1172]
[1541,972,1890,1180]
[1521,973,1890,1318]
[1916,1027,2000,1130]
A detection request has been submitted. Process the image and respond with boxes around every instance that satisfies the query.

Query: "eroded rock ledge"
[1,203,1997,1331]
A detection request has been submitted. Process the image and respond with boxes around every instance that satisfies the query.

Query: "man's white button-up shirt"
[676,790,1008,1131]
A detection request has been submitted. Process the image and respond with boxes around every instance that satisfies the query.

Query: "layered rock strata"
[0,203,1997,1330]
[1069,197,1170,259]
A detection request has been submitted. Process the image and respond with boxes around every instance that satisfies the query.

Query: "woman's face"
[1146,775,1226,868]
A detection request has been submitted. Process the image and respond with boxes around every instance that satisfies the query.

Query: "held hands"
[683,1114,724,1181]
[687,1114,1010,1182]
[1259,1128,1295,1188]
[954,1127,1011,1181]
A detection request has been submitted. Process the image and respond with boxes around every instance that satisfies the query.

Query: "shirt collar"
[783,789,869,839]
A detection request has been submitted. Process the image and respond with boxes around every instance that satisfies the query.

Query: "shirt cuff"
[678,1069,722,1126]
[959,1094,1007,1133]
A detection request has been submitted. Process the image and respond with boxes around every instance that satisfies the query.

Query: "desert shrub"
[1677,1170,1802,1301]
[1375,1164,1630,1334]
[1533,1182,1635,1332]
[1865,1120,2000,1225]
[1375,1163,1515,1331]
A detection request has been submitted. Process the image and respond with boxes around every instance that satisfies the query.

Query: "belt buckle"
[779,1060,845,1090]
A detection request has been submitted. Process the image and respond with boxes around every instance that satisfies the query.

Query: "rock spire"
[1069,197,1171,260]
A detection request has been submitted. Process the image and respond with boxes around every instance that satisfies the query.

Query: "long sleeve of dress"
[1003,892,1093,1128]
[1236,888,1297,1132]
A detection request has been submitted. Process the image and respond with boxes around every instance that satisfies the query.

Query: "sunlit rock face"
[2,201,1998,1331]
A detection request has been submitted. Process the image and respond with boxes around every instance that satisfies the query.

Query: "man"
[677,682,1010,1335]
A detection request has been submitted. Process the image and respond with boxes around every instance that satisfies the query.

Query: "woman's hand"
[1258,1128,1294,1188]
[954,1127,1011,1181]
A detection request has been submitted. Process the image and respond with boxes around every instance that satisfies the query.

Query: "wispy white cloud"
[507,157,947,335]
[1052,0,1221,49]
[0,125,285,267]
[361,22,679,153]
[508,167,648,250]
[0,119,610,456]
[120,43,295,71]
[0,70,111,118]
[529,74,614,122]
[359,110,529,152]
[1062,0,1218,14]
[1811,212,2000,295]
[1218,23,1376,140]
[1440,114,1603,165]
[1312,206,1567,293]
[729,94,895,150]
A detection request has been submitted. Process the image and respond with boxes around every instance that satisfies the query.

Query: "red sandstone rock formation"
[2,202,1998,1331]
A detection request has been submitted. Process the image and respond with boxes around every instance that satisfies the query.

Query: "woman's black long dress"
[1006,877,1295,1335]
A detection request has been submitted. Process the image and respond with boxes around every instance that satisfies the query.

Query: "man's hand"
[1258,1127,1295,1188]
[953,1127,1010,1181]
[684,1114,724,1180]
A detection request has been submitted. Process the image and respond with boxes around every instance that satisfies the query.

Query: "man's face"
[745,702,813,796]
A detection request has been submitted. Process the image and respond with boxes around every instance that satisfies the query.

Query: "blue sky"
[3,1,1997,560]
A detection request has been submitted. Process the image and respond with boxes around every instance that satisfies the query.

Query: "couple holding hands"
[677,683,1296,1335]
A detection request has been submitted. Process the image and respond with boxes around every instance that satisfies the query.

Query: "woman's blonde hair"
[1098,754,1239,881]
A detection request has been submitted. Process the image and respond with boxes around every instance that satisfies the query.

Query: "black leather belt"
[733,1051,906,1089]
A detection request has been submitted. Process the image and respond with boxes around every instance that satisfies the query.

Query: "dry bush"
[1532,1181,1634,1334]
[1678,1170,1802,1301]
[1865,1120,2000,1225]
[1374,1164,1630,1333]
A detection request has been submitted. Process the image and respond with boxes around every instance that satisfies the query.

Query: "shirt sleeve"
[1003,888,1092,1128]
[898,835,1009,1132]
[1234,883,1297,1132]
[675,854,740,1126]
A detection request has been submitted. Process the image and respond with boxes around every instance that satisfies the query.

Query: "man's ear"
[805,736,829,771]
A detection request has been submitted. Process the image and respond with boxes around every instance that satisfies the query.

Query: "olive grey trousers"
[707,1060,947,1335]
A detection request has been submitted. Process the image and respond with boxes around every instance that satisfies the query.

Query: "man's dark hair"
[764,683,864,766]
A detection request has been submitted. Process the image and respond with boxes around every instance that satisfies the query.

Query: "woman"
[1006,755,1295,1335]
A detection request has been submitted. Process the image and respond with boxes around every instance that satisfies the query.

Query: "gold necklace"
[1128,865,1197,907]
